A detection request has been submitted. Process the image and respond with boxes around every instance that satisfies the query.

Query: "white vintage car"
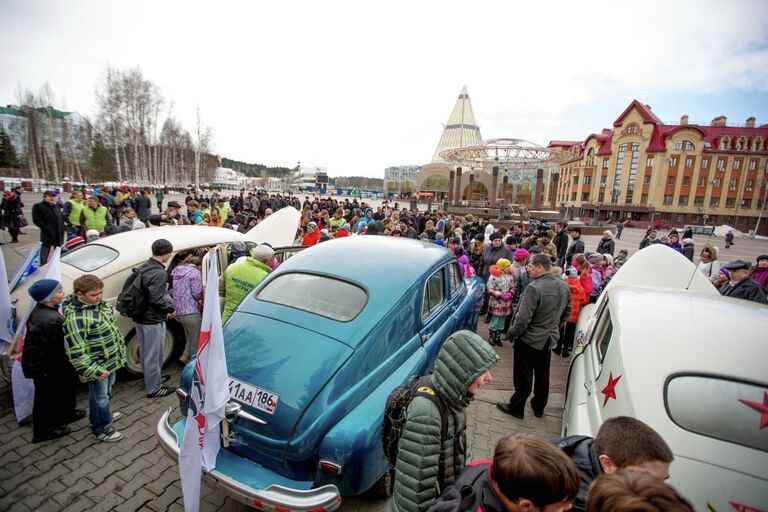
[562,244,768,511]
[6,207,301,377]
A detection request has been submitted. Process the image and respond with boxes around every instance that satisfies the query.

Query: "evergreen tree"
[0,127,19,168]
[89,132,116,181]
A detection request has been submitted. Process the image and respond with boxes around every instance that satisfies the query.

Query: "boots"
[488,330,503,347]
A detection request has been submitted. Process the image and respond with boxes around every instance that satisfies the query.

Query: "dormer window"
[719,136,731,150]
[752,137,764,152]
[674,140,695,151]
[736,136,747,151]
[626,124,639,135]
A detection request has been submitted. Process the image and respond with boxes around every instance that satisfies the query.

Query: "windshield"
[256,272,367,322]
[61,244,119,272]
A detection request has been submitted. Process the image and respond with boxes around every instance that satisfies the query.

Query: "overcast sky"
[2,0,768,178]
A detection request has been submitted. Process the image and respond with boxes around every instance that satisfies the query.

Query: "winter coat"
[579,267,594,297]
[666,241,683,253]
[508,273,571,351]
[134,194,153,220]
[682,243,695,261]
[538,240,558,260]
[32,201,65,246]
[720,277,768,304]
[697,260,721,283]
[565,236,585,265]
[222,257,271,323]
[752,267,768,294]
[486,268,514,317]
[21,304,70,379]
[171,264,203,316]
[514,266,532,304]
[1,194,23,229]
[596,238,615,256]
[302,230,320,246]
[566,277,587,323]
[391,331,499,512]
[480,245,512,282]
[426,460,501,512]
[62,295,126,382]
[133,258,175,325]
[554,436,601,512]
[553,230,569,261]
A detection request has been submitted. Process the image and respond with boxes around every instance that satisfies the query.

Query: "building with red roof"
[547,100,768,235]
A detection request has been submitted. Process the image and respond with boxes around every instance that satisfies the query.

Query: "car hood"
[246,206,301,247]
[223,311,353,467]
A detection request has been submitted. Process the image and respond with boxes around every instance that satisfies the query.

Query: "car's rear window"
[665,374,767,452]
[61,244,119,272]
[256,273,367,322]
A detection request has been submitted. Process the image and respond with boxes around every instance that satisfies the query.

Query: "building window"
[678,195,688,206]
[573,176,579,184]
[717,159,725,170]
[682,176,690,186]
[669,156,678,166]
[641,194,649,204]
[676,214,686,222]
[694,196,705,206]
[726,198,736,208]
[582,193,590,201]
[667,175,676,185]
[600,175,607,185]
[746,179,754,191]
[598,192,605,202]
[729,179,737,191]
[685,157,693,168]
[675,140,695,151]
[661,212,671,220]
[734,160,741,170]
[583,176,592,185]
[646,156,654,167]
[710,198,720,208]
[663,195,674,205]
[749,160,757,171]
[712,178,721,188]
[644,175,651,184]
[698,176,706,187]
[742,199,752,209]
[612,144,627,204]
[571,192,577,201]
[627,124,639,135]
[702,158,709,169]
[603,159,609,169]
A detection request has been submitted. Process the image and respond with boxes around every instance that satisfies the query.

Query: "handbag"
[16,214,28,228]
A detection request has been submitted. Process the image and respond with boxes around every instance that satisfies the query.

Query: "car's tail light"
[318,460,342,476]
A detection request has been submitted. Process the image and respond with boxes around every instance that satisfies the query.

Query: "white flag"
[11,246,63,423]
[0,246,16,343]
[179,252,230,512]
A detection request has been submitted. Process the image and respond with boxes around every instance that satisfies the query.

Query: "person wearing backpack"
[134,239,176,398]
[391,330,499,512]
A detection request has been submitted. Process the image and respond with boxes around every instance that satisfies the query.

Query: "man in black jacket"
[553,221,569,267]
[134,239,176,398]
[32,190,66,265]
[22,279,84,442]
[720,260,768,304]
[133,189,153,223]
[554,416,674,512]
[564,227,585,266]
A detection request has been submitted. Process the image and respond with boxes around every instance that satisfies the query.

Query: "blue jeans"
[89,372,116,435]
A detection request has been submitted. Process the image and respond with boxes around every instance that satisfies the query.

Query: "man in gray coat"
[497,254,571,419]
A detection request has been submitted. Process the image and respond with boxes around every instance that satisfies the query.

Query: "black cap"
[489,233,503,241]
[167,200,182,209]
[757,254,768,263]
[723,260,750,271]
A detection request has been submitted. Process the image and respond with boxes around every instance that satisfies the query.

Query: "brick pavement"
[1,210,767,512]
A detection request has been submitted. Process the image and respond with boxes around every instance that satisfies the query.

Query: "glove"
[501,292,512,302]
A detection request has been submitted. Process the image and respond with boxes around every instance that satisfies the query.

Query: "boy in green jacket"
[63,275,127,442]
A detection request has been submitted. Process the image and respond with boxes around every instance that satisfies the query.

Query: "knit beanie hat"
[496,258,511,271]
[28,279,62,303]
[565,266,579,278]
[513,248,530,261]
[587,252,604,265]
[251,244,275,262]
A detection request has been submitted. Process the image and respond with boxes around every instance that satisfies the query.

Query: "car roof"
[239,236,455,345]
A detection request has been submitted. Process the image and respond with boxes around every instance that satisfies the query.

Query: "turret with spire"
[431,86,482,163]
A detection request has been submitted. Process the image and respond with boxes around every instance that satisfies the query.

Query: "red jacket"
[566,277,587,323]
[302,230,320,246]
[579,267,593,297]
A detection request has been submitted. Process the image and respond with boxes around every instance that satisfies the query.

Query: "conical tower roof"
[431,86,482,163]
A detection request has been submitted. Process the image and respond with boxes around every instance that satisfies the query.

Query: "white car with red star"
[562,244,768,511]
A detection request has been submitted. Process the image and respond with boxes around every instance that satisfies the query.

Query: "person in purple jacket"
[170,250,203,364]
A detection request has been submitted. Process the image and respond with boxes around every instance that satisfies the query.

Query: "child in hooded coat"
[486,258,514,347]
[554,267,587,357]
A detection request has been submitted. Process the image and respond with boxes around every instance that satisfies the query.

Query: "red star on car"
[601,371,622,408]
[739,391,768,430]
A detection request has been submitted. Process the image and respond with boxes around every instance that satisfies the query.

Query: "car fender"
[314,347,429,496]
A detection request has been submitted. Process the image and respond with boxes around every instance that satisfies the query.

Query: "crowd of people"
[13,187,767,510]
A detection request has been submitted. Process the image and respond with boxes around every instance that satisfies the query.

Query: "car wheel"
[368,469,394,498]
[120,325,180,378]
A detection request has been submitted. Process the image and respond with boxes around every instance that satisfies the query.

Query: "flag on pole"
[9,243,41,294]
[11,246,63,423]
[179,252,230,512]
[0,246,16,344]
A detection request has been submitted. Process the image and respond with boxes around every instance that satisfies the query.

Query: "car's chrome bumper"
[156,408,342,511]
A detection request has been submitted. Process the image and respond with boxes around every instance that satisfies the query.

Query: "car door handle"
[584,382,592,395]
[421,332,433,343]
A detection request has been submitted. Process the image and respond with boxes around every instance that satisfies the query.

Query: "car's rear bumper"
[156,408,342,512]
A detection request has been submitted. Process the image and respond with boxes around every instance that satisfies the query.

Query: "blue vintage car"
[157,235,483,510]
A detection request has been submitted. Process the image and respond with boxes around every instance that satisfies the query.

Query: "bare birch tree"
[193,107,213,193]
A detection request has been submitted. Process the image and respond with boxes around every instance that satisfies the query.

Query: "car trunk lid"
[223,312,353,477]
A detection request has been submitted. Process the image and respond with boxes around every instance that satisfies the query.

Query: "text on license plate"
[228,377,279,414]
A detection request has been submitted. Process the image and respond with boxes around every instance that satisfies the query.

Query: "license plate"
[228,377,279,414]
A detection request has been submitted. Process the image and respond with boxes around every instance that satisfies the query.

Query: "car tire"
[120,322,182,378]
[368,469,394,498]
